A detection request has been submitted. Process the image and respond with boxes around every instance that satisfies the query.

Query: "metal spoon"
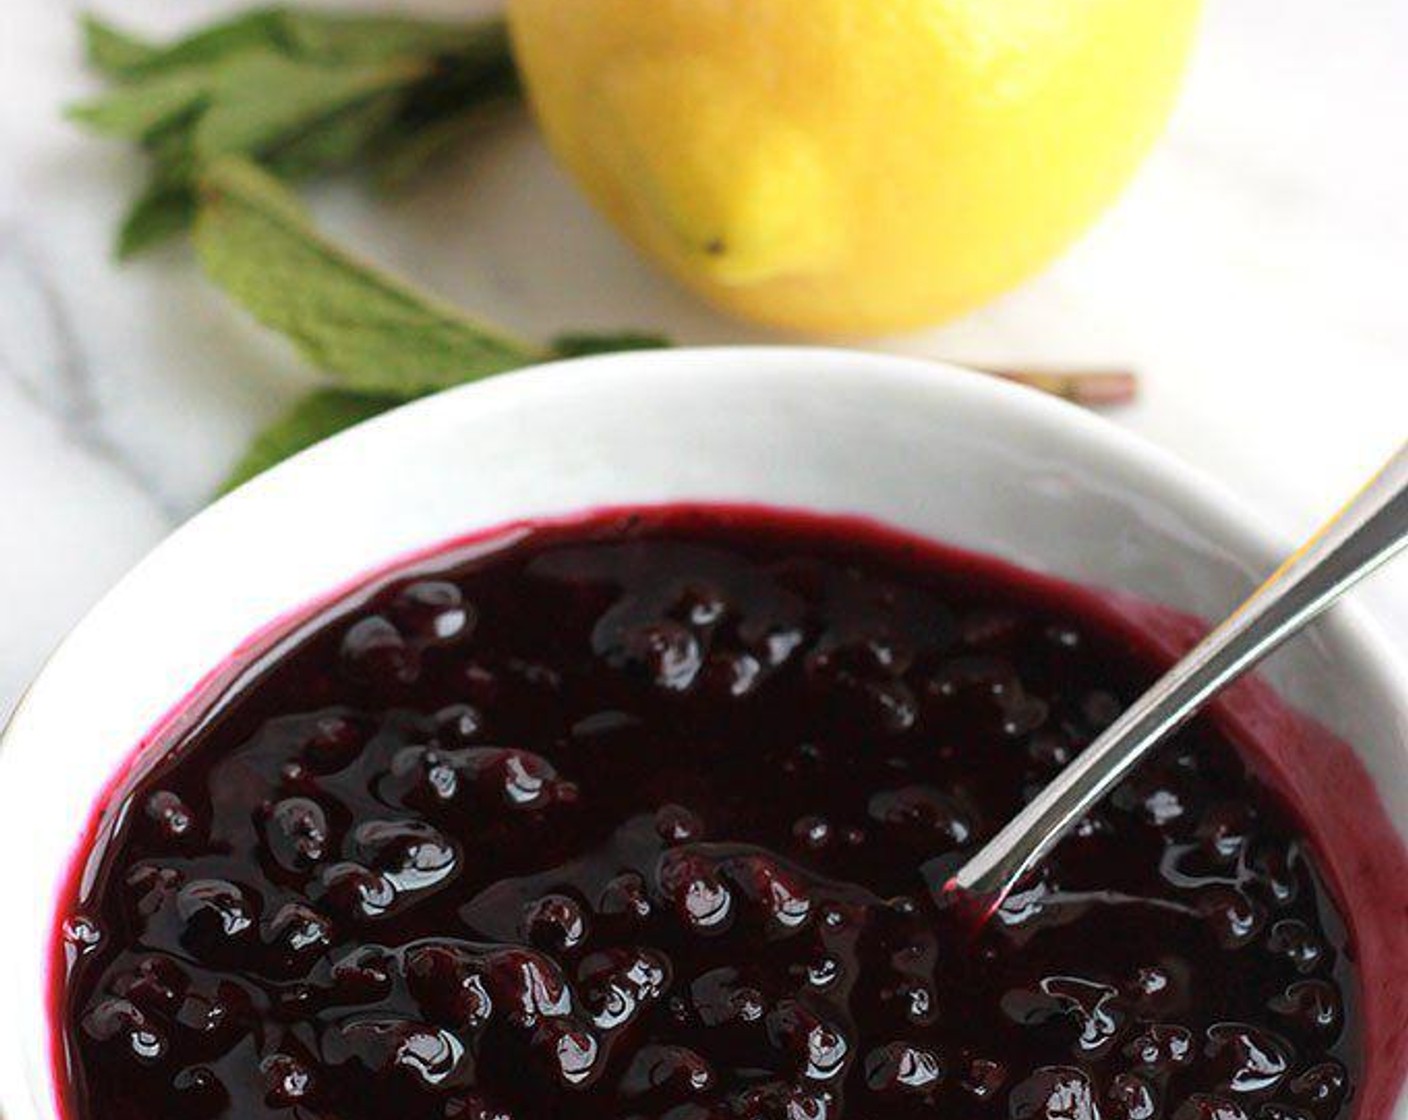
[946,441,1408,919]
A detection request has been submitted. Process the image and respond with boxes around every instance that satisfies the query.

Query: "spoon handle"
[949,440,1408,908]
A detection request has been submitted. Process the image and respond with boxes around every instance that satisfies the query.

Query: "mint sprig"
[195,161,664,487]
[71,10,667,492]
[195,159,544,394]
[79,8,515,87]
[71,10,519,257]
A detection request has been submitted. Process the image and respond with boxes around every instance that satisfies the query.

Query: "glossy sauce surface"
[56,508,1364,1120]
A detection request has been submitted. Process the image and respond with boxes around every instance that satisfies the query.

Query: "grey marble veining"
[0,226,184,521]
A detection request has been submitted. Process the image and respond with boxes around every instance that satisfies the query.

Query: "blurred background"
[1,0,1405,719]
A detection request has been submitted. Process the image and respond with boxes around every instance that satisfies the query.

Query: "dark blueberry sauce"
[54,507,1395,1120]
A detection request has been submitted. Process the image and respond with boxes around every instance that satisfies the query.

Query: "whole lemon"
[506,0,1201,334]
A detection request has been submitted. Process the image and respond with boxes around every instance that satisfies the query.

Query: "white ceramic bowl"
[2,347,1404,1120]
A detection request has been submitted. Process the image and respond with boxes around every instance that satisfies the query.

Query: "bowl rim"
[25,344,1402,703]
[2,344,1405,1120]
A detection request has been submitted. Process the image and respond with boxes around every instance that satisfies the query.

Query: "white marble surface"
[1,0,1405,721]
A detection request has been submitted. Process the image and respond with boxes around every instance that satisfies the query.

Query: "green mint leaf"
[221,388,402,492]
[80,9,514,78]
[75,11,520,253]
[373,96,517,191]
[117,179,197,258]
[553,332,673,358]
[261,92,405,180]
[68,72,208,140]
[80,14,162,80]
[192,51,426,161]
[194,158,543,394]
[82,9,293,81]
[142,9,292,70]
[282,13,512,67]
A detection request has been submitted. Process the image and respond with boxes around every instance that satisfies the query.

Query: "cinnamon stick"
[982,367,1139,408]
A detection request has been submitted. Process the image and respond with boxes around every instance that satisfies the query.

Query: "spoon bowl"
[949,442,1408,917]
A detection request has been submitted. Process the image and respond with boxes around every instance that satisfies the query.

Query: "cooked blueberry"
[330,945,396,1003]
[444,1093,514,1120]
[577,947,670,1030]
[602,619,704,692]
[61,914,104,958]
[124,862,184,917]
[960,1056,1008,1100]
[867,785,972,846]
[176,880,255,952]
[1008,1067,1099,1120]
[261,1053,316,1107]
[393,580,476,644]
[174,982,249,1037]
[80,998,167,1065]
[320,862,398,920]
[263,796,330,872]
[1197,803,1255,862]
[1125,1024,1194,1070]
[340,615,419,686]
[1204,1023,1291,1094]
[482,948,571,1028]
[532,1018,602,1087]
[478,748,561,808]
[598,871,653,921]
[1269,980,1342,1034]
[618,1043,715,1098]
[864,1041,942,1093]
[353,818,458,894]
[436,703,485,745]
[144,790,195,842]
[658,850,733,932]
[1198,888,1267,949]
[689,966,767,1027]
[171,1066,229,1116]
[765,999,851,1081]
[1107,1074,1158,1120]
[1287,1061,1347,1106]
[523,893,589,952]
[302,712,366,770]
[111,955,189,1016]
[264,902,333,963]
[1265,920,1326,974]
[655,803,705,843]
[405,943,494,1028]
[1172,1095,1251,1120]
[793,815,833,850]
[334,1018,467,1089]
[727,854,813,930]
